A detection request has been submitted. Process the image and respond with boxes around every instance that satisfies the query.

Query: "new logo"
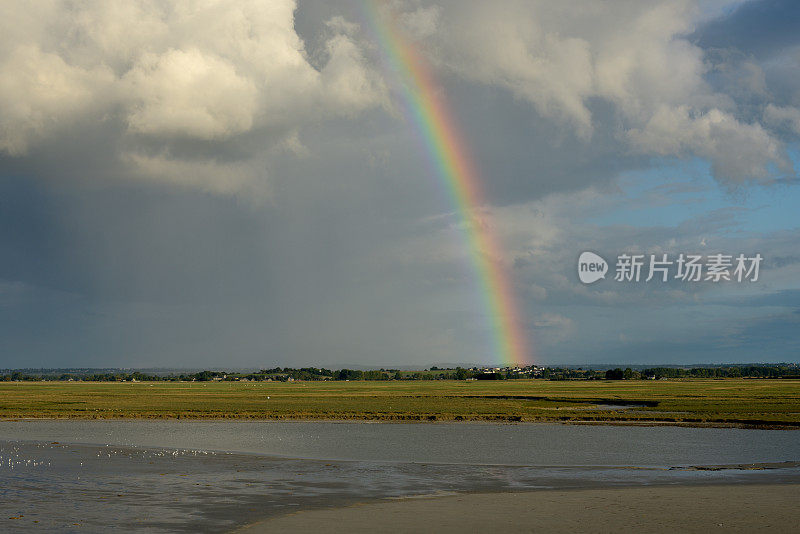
[578,251,608,284]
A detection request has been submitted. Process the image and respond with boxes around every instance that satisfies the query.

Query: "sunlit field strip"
[0,379,798,427]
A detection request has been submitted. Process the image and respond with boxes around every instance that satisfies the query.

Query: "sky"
[0,0,799,368]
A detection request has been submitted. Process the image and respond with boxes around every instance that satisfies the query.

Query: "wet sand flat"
[3,422,799,531]
[239,483,800,533]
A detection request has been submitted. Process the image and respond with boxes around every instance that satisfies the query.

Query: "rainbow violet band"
[362,1,532,366]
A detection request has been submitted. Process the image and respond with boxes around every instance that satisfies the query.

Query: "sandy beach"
[238,483,800,533]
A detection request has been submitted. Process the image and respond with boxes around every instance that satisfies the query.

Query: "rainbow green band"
[363,1,531,366]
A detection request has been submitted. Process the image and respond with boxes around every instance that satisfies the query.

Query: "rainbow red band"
[363,1,532,366]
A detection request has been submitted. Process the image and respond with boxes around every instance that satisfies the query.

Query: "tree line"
[1,364,797,382]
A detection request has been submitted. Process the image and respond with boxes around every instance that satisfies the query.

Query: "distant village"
[1,363,798,382]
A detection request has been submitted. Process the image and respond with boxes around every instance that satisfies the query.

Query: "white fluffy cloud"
[764,104,800,135]
[124,48,259,140]
[0,45,115,155]
[0,0,386,195]
[627,106,786,183]
[1,1,796,196]
[399,0,793,185]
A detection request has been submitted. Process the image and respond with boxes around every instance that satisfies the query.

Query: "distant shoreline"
[235,483,800,533]
[2,415,800,430]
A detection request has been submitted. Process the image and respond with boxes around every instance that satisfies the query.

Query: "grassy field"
[0,379,799,427]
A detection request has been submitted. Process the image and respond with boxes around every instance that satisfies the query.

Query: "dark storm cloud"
[448,83,649,205]
[693,0,800,59]
[1,1,799,368]
[694,1,800,108]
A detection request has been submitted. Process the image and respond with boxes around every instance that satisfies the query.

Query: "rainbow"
[362,1,531,366]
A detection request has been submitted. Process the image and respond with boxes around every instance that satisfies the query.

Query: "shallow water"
[1,420,798,465]
[1,421,799,532]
